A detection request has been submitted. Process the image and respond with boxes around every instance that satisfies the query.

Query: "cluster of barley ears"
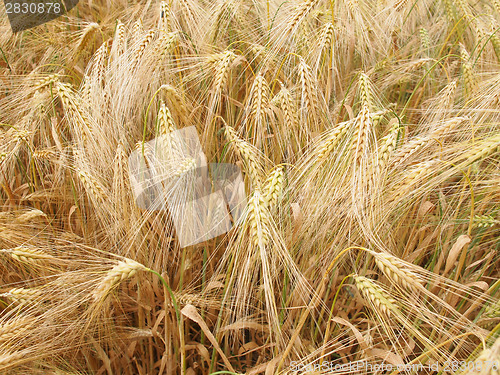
[0,0,499,374]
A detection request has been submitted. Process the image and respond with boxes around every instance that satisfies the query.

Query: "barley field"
[0,0,499,374]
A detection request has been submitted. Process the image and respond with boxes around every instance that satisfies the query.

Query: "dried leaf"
[444,235,470,275]
[181,304,236,373]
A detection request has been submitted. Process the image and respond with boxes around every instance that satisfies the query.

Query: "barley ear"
[354,275,398,317]
[93,258,149,302]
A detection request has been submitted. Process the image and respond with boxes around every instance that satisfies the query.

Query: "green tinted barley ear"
[453,0,471,22]
[484,299,500,318]
[0,152,9,164]
[473,214,499,228]
[488,19,500,63]
[420,28,430,54]
[93,258,149,302]
[443,0,456,21]
[354,276,398,317]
